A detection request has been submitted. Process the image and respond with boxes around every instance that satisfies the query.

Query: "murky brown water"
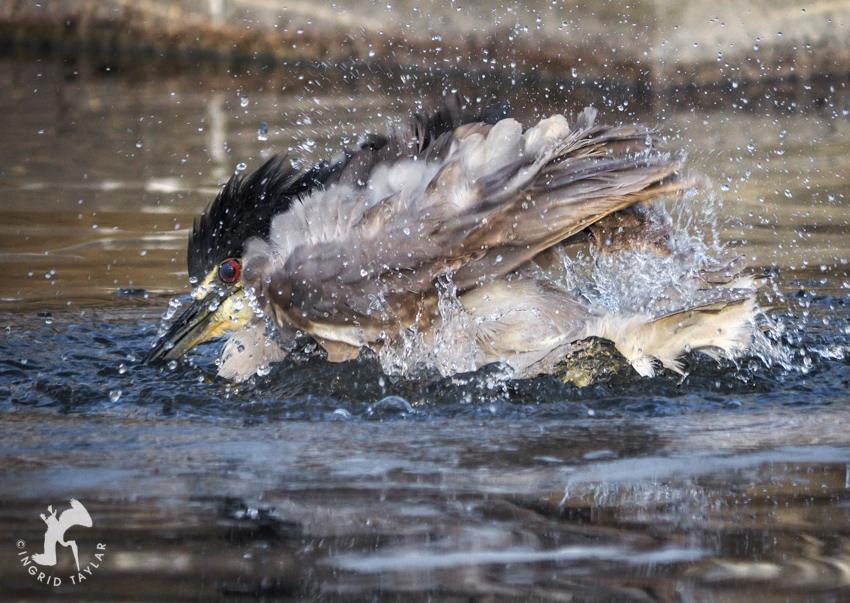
[1,57,849,602]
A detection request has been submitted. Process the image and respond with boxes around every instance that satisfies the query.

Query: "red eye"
[218,259,241,283]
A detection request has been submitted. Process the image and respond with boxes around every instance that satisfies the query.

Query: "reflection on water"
[1,412,849,602]
[1,57,849,601]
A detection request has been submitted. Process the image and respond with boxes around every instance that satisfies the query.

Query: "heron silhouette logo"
[17,498,107,587]
[32,499,92,570]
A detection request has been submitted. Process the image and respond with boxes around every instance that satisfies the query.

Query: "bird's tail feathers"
[597,296,759,377]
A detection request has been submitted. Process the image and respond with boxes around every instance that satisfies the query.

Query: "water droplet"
[240,94,249,107]
[192,285,209,301]
[372,395,414,414]
[109,390,122,403]
[118,363,127,375]
[236,162,247,172]
[257,122,268,141]
[167,360,178,371]
[162,300,180,321]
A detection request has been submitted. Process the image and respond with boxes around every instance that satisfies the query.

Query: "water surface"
[1,58,849,602]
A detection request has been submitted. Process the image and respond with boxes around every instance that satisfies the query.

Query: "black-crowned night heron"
[145,95,759,382]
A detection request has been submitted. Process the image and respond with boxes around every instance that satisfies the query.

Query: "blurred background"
[3,0,849,87]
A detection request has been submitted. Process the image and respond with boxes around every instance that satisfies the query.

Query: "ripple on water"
[0,290,848,420]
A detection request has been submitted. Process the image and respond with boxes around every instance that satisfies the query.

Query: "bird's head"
[145,157,313,364]
[144,255,255,363]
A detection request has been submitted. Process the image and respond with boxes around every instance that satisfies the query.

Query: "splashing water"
[375,192,793,380]
[378,276,481,378]
[430,278,481,376]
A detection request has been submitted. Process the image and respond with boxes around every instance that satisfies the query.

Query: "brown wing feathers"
[246,100,690,344]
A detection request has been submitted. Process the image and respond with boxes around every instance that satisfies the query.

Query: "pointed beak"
[145,285,249,363]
